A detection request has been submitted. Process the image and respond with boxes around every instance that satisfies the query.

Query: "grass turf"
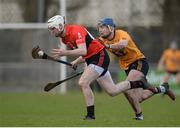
[0,91,180,127]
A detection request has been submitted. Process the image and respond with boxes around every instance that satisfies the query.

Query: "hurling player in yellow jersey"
[97,18,175,120]
[158,41,180,85]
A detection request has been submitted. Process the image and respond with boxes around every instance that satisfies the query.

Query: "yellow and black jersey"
[161,49,180,72]
[99,29,145,70]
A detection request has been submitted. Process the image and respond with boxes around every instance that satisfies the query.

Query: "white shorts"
[89,64,110,79]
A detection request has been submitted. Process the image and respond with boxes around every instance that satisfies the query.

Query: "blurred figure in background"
[157,41,180,86]
[97,18,176,120]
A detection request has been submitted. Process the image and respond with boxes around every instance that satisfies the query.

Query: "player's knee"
[106,90,117,97]
[127,70,144,80]
[78,80,88,88]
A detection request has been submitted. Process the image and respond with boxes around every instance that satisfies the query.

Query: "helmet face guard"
[47,15,65,32]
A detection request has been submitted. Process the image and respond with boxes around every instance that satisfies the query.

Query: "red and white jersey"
[61,25,104,59]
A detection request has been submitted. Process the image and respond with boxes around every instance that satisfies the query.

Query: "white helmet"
[47,15,65,32]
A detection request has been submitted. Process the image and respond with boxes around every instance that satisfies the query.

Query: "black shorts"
[166,70,179,75]
[85,49,110,76]
[125,58,149,76]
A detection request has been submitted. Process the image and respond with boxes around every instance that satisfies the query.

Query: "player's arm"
[51,43,87,58]
[51,30,87,58]
[71,56,85,68]
[106,39,128,50]
[64,43,87,56]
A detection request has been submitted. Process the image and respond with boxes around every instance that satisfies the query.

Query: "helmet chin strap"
[102,31,112,39]
[58,28,65,37]
[56,24,65,37]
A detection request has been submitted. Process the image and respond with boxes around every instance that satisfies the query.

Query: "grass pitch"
[0,91,180,127]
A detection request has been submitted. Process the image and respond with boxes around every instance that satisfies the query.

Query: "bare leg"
[140,90,154,102]
[97,71,131,96]
[124,89,142,116]
[78,65,100,119]
[79,65,143,120]
[78,66,99,106]
[124,70,144,118]
[97,70,149,120]
[97,70,149,96]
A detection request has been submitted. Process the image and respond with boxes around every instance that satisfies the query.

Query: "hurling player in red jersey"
[47,15,149,120]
